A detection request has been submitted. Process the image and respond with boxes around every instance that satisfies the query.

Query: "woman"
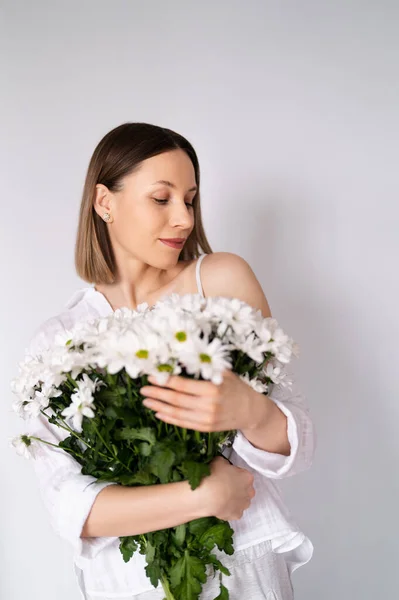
[26,123,315,600]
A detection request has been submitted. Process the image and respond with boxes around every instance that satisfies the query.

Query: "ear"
[93,184,113,219]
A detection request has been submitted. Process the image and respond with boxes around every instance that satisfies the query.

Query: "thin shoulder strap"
[195,254,207,298]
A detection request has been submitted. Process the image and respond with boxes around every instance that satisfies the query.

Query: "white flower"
[154,292,206,315]
[263,362,293,389]
[54,329,76,347]
[113,304,149,323]
[11,294,297,435]
[255,318,296,364]
[147,362,182,386]
[11,435,37,459]
[12,396,27,419]
[61,374,99,432]
[205,296,257,338]
[24,389,50,418]
[264,362,284,385]
[93,325,164,379]
[239,373,269,394]
[180,336,232,384]
[47,345,86,381]
[151,312,202,355]
[234,332,269,363]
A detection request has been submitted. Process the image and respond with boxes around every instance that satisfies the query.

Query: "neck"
[95,257,189,311]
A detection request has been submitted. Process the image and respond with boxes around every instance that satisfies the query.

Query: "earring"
[102,212,112,223]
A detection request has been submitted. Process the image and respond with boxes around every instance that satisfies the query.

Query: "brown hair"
[75,122,212,284]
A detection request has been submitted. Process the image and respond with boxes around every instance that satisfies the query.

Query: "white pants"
[86,540,294,600]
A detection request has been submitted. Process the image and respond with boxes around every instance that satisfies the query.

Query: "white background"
[2,1,398,599]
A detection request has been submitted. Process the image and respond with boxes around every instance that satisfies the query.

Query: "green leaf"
[146,542,156,564]
[119,536,138,562]
[169,544,183,559]
[115,427,157,445]
[169,555,185,588]
[214,582,229,600]
[208,553,231,577]
[104,406,118,419]
[171,550,207,600]
[97,389,124,406]
[172,469,183,482]
[174,523,186,546]
[145,559,162,587]
[118,471,157,485]
[199,523,234,555]
[181,460,210,490]
[149,445,176,483]
[188,517,217,537]
[139,442,151,456]
[150,529,169,549]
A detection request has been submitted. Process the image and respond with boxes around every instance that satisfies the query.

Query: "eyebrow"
[151,180,198,193]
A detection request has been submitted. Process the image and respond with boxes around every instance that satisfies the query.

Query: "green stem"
[207,431,213,458]
[160,575,176,600]
[30,436,86,461]
[106,373,116,388]
[66,373,78,388]
[234,350,244,372]
[91,421,131,472]
[252,353,273,378]
[42,409,133,473]
[41,410,113,463]
[126,373,133,404]
[174,425,182,441]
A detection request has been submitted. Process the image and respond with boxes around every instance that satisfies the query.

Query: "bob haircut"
[75,122,212,284]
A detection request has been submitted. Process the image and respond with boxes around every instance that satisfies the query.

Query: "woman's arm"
[82,454,254,538]
[231,374,315,479]
[27,412,254,556]
[201,252,316,478]
[240,388,291,456]
[81,480,205,538]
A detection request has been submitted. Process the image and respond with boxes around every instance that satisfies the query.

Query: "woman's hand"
[200,456,256,521]
[140,370,260,432]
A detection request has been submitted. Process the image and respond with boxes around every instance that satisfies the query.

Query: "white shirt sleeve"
[231,372,315,479]
[23,318,118,561]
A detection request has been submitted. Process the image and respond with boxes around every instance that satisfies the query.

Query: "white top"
[25,255,314,599]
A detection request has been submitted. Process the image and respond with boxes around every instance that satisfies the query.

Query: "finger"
[142,398,195,415]
[141,387,207,410]
[154,411,223,432]
[147,374,218,396]
[143,397,222,429]
[154,403,231,431]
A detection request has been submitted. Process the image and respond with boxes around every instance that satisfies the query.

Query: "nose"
[169,202,193,230]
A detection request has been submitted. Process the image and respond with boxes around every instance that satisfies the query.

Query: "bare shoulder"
[201,252,272,317]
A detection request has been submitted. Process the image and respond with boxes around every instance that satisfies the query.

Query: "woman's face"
[96,149,197,269]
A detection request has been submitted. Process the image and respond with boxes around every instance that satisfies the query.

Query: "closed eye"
[153,198,193,208]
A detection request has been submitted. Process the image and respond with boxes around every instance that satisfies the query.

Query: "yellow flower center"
[157,364,173,373]
[199,353,211,363]
[175,331,187,342]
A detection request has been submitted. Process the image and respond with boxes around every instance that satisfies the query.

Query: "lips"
[159,238,187,249]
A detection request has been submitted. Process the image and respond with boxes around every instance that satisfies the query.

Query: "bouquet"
[11,294,297,600]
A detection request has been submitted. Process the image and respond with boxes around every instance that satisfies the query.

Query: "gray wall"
[2,1,398,599]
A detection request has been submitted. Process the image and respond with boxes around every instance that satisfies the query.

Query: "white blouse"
[24,263,315,599]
